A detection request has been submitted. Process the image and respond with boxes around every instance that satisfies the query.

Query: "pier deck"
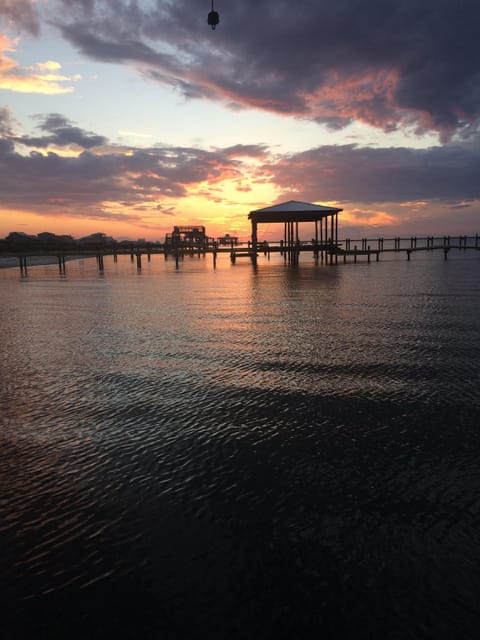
[230,234,480,264]
[1,235,479,273]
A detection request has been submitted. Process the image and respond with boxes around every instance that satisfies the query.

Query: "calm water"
[1,251,480,639]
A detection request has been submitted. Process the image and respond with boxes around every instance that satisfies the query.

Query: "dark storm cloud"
[17,114,108,149]
[47,0,480,139]
[58,22,179,70]
[268,142,480,204]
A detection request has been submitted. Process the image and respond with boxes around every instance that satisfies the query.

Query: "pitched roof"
[251,200,341,214]
[249,200,342,222]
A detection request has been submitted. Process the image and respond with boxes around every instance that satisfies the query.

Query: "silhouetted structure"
[217,234,238,246]
[248,200,343,264]
[164,226,209,254]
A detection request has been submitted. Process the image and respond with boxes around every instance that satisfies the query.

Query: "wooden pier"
[1,234,479,274]
[229,234,480,265]
[334,234,480,263]
[3,198,478,274]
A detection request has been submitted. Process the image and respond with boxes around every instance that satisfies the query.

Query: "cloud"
[0,110,267,218]
[0,0,40,36]
[18,113,108,149]
[0,34,78,94]
[1,106,480,235]
[266,143,480,204]
[41,0,480,140]
[0,104,15,135]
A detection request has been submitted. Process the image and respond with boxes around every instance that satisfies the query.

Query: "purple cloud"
[267,142,480,204]
[43,0,480,140]
[17,114,108,149]
[0,0,40,35]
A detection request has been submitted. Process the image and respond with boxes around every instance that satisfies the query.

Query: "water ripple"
[1,254,480,638]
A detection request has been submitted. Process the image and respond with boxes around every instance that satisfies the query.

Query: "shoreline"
[0,255,90,269]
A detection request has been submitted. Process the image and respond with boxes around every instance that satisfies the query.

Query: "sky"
[1,0,479,242]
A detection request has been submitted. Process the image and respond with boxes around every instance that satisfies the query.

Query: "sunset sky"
[1,0,479,241]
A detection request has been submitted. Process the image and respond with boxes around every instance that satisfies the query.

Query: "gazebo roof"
[249,200,342,223]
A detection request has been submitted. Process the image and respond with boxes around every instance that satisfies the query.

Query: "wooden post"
[292,232,295,265]
[329,214,334,264]
[295,221,299,265]
[289,221,293,263]
[19,256,27,273]
[251,220,258,265]
[334,213,338,264]
[320,217,324,262]
[324,216,327,263]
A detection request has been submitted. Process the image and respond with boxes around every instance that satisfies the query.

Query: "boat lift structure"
[247,200,343,264]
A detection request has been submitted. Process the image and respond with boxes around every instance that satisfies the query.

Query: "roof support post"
[251,219,258,265]
[335,212,338,264]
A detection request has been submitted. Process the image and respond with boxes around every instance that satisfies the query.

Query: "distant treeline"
[0,231,162,252]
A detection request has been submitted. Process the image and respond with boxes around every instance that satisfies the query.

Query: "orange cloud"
[344,207,398,227]
[0,34,79,94]
[299,69,403,131]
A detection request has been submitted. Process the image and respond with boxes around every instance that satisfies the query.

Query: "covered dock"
[248,200,343,264]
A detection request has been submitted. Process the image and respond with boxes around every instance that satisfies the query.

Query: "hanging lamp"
[207,0,219,30]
